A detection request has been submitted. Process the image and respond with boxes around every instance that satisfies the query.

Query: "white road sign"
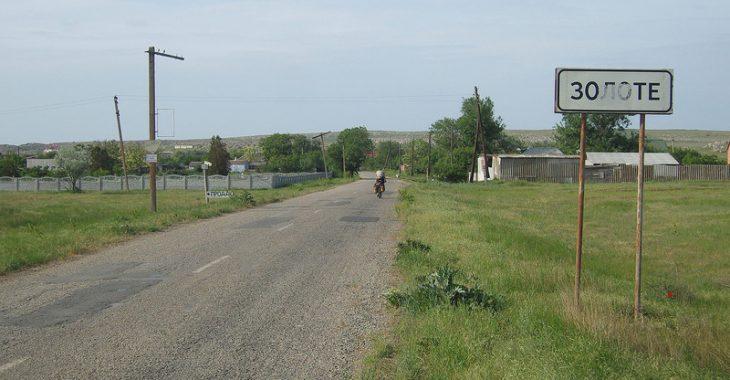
[144,154,158,163]
[555,68,673,114]
[206,191,232,198]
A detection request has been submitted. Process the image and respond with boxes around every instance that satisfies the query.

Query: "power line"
[0,96,109,115]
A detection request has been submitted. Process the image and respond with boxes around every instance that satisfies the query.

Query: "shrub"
[385,266,504,312]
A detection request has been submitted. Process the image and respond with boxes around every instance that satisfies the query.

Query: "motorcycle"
[374,180,385,198]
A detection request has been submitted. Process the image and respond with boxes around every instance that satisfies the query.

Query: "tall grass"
[363,181,729,378]
[0,178,351,275]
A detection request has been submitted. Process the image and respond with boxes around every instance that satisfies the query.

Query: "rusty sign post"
[555,68,673,314]
[634,114,647,319]
[575,112,587,307]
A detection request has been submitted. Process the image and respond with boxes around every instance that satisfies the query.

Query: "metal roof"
[522,147,564,156]
[586,152,678,165]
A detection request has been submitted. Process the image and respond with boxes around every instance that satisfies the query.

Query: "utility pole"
[147,46,184,212]
[410,139,416,176]
[312,132,330,178]
[475,87,489,181]
[468,87,482,183]
[427,132,432,181]
[114,96,130,191]
[342,144,346,177]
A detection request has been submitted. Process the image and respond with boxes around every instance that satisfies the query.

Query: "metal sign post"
[575,113,587,307]
[555,68,673,315]
[634,114,646,319]
[201,162,210,204]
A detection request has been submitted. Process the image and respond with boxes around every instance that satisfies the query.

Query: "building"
[490,155,580,182]
[585,152,678,166]
[229,159,250,173]
[26,158,58,169]
[522,147,564,156]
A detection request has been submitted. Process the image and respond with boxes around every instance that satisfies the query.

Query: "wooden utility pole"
[474,87,489,181]
[575,113,588,307]
[468,87,482,183]
[634,113,646,319]
[113,96,130,191]
[312,132,330,178]
[410,139,415,176]
[342,144,346,177]
[427,132,432,180]
[147,46,184,212]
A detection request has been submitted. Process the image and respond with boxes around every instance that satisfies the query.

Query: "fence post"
[15,178,19,191]
[184,176,188,190]
[57,178,61,191]
[141,175,145,190]
[163,174,167,190]
[99,177,103,191]
[227,175,231,190]
[249,175,253,189]
[35,178,40,192]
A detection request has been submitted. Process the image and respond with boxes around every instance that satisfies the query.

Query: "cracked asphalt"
[0,176,401,379]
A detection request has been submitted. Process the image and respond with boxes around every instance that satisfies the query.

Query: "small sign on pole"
[206,191,232,199]
[144,154,158,164]
[554,68,674,318]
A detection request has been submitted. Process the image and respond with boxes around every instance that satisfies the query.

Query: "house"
[229,159,250,173]
[522,147,564,156]
[585,152,678,166]
[26,158,58,169]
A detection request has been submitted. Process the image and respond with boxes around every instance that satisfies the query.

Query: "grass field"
[363,180,729,378]
[0,178,351,275]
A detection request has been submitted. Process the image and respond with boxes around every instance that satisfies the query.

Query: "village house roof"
[585,152,678,166]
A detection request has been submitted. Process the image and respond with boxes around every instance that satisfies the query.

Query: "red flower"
[667,291,674,299]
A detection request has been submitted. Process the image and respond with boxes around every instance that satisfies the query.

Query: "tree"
[456,96,507,153]
[123,144,147,175]
[88,142,118,175]
[208,135,231,175]
[55,145,90,191]
[0,153,24,177]
[668,147,724,165]
[259,133,322,173]
[327,126,374,177]
[553,114,637,154]
[428,96,518,181]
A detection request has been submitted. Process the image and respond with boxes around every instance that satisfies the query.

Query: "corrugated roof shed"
[586,152,678,166]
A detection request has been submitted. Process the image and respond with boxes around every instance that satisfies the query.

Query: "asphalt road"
[0,176,401,379]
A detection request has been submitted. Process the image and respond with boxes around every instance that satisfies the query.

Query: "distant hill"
[2,129,729,157]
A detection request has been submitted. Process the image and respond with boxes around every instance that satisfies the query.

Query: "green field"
[364,181,729,378]
[0,178,351,275]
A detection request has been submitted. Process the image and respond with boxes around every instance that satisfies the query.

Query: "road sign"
[206,191,232,198]
[144,154,158,163]
[555,68,673,114]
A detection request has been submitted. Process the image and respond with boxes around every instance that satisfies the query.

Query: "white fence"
[0,172,330,192]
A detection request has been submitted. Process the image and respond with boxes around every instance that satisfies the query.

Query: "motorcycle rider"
[374,170,386,193]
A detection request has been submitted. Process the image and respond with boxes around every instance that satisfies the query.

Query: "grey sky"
[1,0,728,144]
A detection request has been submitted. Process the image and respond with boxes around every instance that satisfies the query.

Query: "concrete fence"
[495,161,730,183]
[0,172,330,192]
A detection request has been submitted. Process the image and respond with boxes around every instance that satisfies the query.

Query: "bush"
[230,191,256,206]
[385,266,504,312]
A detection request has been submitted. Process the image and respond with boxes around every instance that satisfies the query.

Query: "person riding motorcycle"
[374,170,386,196]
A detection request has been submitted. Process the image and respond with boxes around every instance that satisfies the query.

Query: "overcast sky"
[1,0,728,145]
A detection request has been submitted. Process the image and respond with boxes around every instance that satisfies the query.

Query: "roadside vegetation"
[0,178,352,275]
[364,181,729,378]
